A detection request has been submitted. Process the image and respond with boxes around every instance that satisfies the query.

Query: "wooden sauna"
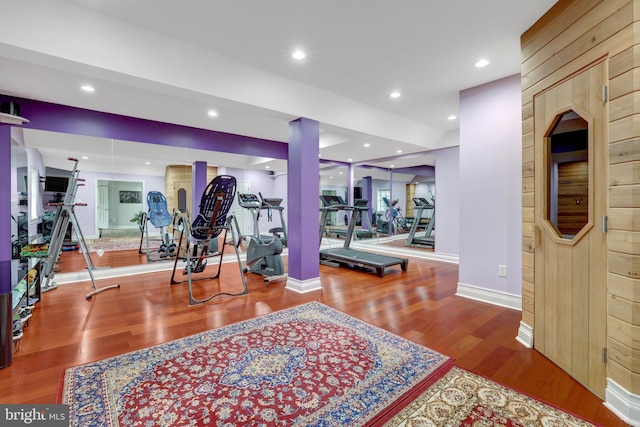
[521,0,639,420]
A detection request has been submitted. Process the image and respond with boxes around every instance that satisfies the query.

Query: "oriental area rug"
[381,366,598,427]
[59,302,453,426]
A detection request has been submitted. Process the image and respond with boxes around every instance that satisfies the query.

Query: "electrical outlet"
[498,265,507,277]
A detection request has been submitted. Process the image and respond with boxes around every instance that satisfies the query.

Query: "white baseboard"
[605,378,640,426]
[285,277,322,293]
[456,282,522,311]
[516,321,533,348]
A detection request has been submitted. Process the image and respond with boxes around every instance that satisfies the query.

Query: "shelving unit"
[11,263,40,316]
[0,112,29,125]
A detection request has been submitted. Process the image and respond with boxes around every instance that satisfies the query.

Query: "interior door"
[533,60,607,397]
[97,183,109,231]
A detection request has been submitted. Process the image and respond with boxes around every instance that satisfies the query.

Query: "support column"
[347,164,354,205]
[363,176,373,230]
[388,169,394,236]
[1,126,13,368]
[192,161,207,215]
[286,118,321,293]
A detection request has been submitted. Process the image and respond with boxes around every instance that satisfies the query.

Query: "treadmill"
[405,197,435,248]
[319,195,408,277]
[330,198,374,239]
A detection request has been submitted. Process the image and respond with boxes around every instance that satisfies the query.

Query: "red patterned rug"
[380,366,598,426]
[59,302,452,426]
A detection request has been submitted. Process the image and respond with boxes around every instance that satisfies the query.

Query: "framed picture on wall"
[119,190,142,204]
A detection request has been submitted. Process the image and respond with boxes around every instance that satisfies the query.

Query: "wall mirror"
[14,128,288,276]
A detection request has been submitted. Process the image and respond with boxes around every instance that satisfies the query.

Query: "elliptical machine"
[236,193,287,283]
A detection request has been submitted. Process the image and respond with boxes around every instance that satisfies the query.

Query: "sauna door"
[533,60,607,397]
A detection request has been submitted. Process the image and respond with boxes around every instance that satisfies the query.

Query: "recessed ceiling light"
[390,91,401,98]
[348,158,352,162]
[396,150,402,154]
[292,50,306,60]
[448,115,457,120]
[145,161,151,165]
[390,164,395,168]
[364,143,370,148]
[475,58,490,68]
[339,171,343,175]
[81,85,95,93]
[265,165,270,169]
[207,110,218,117]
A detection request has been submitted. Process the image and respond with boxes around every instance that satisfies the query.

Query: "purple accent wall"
[1,126,13,367]
[0,126,12,294]
[287,118,319,280]
[5,96,287,159]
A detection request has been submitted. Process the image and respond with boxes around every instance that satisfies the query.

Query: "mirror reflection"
[318,160,436,249]
[17,129,289,279]
[13,126,437,282]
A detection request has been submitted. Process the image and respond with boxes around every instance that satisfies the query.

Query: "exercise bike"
[236,193,287,283]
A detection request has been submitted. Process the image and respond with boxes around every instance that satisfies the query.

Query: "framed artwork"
[119,190,142,204]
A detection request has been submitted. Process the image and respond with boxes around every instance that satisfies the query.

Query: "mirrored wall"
[15,128,288,275]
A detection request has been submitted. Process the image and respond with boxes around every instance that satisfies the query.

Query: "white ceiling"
[0,0,557,182]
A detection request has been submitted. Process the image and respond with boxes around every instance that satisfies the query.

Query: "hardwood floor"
[1,248,627,426]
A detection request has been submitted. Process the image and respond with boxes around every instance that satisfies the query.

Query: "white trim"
[349,236,459,264]
[605,377,640,426]
[285,277,322,293]
[604,378,640,427]
[516,321,533,348]
[53,249,267,284]
[456,282,522,311]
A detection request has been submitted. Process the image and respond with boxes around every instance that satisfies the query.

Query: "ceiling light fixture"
[396,150,402,154]
[207,110,218,117]
[292,50,306,60]
[80,85,95,93]
[475,58,490,68]
[448,115,457,120]
[265,165,270,169]
[82,156,89,160]
[390,91,401,98]
[145,161,151,165]
[364,143,370,148]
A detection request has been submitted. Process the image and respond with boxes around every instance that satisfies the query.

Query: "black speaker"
[1,101,20,116]
[354,187,362,199]
[42,217,54,242]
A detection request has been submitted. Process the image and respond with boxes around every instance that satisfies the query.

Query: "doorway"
[96,179,144,237]
[533,60,607,397]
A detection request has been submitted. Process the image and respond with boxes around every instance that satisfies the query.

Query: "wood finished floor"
[1,247,627,426]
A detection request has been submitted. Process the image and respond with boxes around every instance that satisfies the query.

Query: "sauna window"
[546,110,589,239]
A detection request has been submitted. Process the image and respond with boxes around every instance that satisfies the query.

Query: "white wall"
[74,171,165,238]
[458,74,522,299]
[225,167,286,237]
